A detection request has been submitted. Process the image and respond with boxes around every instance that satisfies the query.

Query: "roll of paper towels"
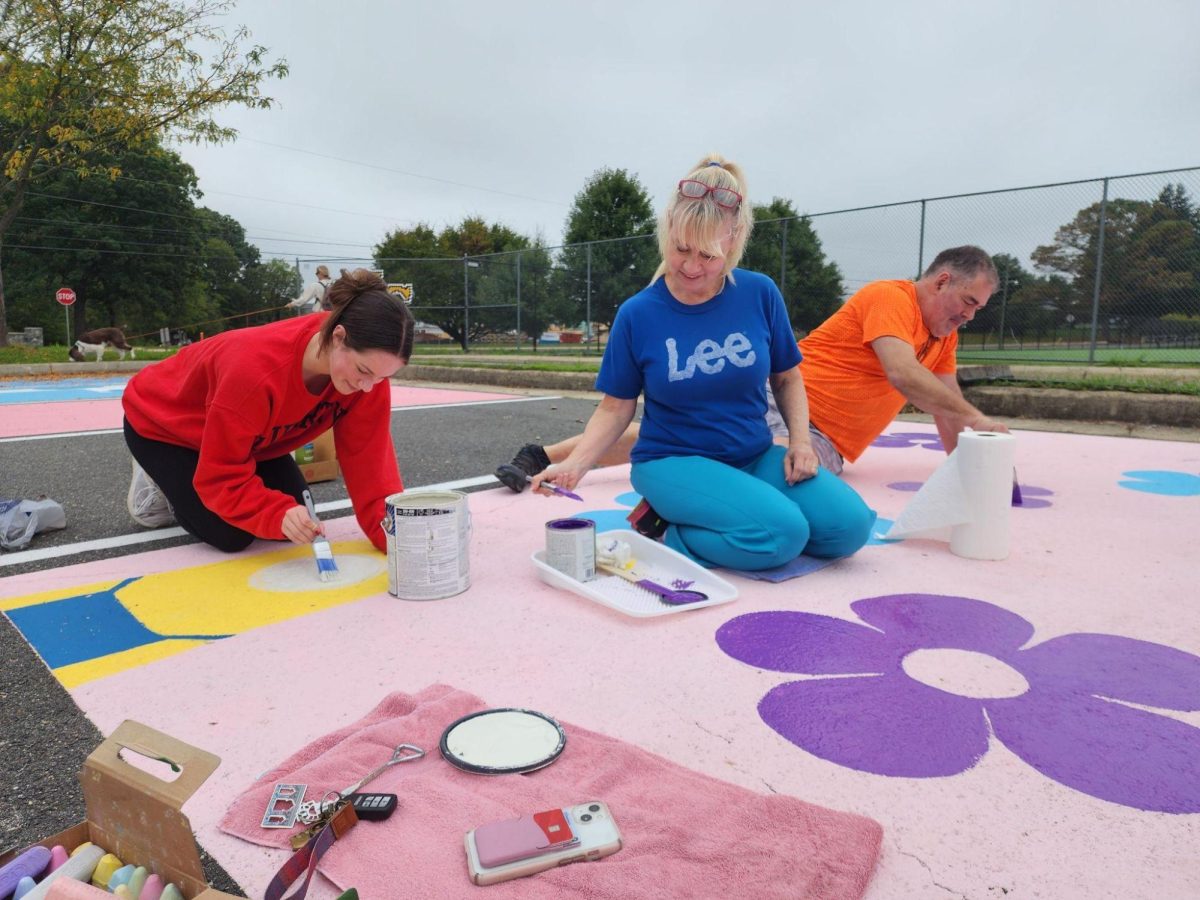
[884,431,1016,560]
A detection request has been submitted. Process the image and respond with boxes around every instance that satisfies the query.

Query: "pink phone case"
[474,808,578,868]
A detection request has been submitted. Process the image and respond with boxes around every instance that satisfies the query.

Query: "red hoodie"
[123,314,402,551]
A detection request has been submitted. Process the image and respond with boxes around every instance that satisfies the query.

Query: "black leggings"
[123,418,309,553]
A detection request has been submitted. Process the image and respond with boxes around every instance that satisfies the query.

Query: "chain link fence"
[309,166,1200,363]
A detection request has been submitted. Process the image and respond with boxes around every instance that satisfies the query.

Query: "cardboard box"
[295,429,339,484]
[0,721,240,898]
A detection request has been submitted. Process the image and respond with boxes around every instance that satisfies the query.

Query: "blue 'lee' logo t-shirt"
[596,269,802,469]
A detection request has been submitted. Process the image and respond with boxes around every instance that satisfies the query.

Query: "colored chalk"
[137,874,164,900]
[19,844,103,900]
[47,846,69,873]
[157,884,183,900]
[108,864,136,890]
[114,886,135,898]
[125,867,148,899]
[13,876,36,900]
[0,846,52,896]
[334,890,359,900]
[90,853,123,888]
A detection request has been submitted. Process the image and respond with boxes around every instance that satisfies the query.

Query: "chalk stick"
[0,846,51,897]
[107,865,135,890]
[90,854,123,889]
[47,847,68,874]
[137,874,164,900]
[44,880,111,899]
[125,868,148,899]
[18,844,103,900]
[157,885,183,900]
[13,876,37,900]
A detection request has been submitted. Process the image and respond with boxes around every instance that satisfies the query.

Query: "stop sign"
[56,287,76,306]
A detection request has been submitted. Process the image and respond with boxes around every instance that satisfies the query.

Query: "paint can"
[545,517,596,582]
[382,491,471,600]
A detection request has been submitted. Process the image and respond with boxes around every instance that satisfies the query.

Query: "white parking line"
[0,475,502,568]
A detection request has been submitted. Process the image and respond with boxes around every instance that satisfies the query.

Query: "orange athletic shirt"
[799,280,957,462]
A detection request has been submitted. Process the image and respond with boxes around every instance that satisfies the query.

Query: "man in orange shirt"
[496,245,1008,491]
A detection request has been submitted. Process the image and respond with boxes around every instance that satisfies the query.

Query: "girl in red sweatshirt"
[122,269,413,553]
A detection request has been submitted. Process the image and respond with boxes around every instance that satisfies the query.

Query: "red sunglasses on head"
[677,179,742,209]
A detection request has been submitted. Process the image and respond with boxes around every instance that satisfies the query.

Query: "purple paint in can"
[545,517,596,582]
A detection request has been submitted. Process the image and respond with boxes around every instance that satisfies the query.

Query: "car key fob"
[348,792,398,821]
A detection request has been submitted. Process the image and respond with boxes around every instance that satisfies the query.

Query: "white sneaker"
[127,459,175,527]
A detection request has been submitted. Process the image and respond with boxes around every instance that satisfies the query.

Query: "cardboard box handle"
[90,720,221,810]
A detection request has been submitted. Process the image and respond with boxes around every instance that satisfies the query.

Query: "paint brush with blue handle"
[302,489,338,581]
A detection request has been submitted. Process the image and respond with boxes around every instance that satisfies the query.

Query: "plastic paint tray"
[532,530,738,618]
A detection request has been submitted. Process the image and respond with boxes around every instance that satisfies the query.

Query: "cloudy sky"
[175,0,1200,286]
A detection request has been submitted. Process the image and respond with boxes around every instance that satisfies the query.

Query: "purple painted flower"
[716,593,1200,812]
[871,431,945,451]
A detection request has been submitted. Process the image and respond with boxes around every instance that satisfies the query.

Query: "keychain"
[297,743,424,825]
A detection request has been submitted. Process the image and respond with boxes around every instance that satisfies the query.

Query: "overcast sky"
[174,0,1200,287]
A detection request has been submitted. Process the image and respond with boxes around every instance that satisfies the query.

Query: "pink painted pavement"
[3,426,1198,898]
[0,383,520,438]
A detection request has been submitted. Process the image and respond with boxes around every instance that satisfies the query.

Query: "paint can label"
[382,491,471,600]
[545,517,596,582]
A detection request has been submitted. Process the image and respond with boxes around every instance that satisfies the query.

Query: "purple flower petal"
[716,611,901,675]
[759,674,988,776]
[1017,634,1200,711]
[851,594,1035,655]
[988,690,1200,812]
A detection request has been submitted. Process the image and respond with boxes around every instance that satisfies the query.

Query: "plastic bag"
[0,497,67,550]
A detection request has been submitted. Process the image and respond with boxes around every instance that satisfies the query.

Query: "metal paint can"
[382,490,471,600]
[545,517,596,582]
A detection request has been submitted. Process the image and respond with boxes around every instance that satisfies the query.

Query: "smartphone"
[464,801,622,886]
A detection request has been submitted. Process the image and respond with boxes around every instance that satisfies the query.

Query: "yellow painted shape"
[116,540,386,635]
[55,638,210,689]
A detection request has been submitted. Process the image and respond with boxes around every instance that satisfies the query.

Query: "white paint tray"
[532,530,738,618]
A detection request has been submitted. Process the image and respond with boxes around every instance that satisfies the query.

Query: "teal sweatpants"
[630,445,876,571]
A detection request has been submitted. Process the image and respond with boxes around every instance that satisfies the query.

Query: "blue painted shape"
[1118,470,1200,497]
[6,577,227,668]
[0,377,129,405]
[868,516,899,545]
[576,508,637,532]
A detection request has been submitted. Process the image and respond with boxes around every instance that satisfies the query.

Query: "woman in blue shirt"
[533,155,874,570]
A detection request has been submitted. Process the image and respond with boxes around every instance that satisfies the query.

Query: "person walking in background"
[530,154,875,571]
[287,264,333,314]
[123,269,413,553]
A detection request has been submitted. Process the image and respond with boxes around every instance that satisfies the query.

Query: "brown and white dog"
[69,327,136,362]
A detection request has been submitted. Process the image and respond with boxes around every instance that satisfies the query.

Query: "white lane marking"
[0,475,501,568]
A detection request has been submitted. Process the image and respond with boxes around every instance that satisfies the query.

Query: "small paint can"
[545,517,596,582]
[382,490,471,600]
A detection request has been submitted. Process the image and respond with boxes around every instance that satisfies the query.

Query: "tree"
[375,216,535,350]
[1,139,205,342]
[0,0,287,344]
[741,199,844,333]
[1032,185,1200,340]
[560,168,657,335]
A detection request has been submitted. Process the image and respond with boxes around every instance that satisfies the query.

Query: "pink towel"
[220,685,882,899]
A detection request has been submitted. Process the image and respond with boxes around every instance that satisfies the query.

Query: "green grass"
[957,347,1200,366]
[0,344,177,364]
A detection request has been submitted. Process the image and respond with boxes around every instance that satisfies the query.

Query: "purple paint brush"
[527,475,583,501]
